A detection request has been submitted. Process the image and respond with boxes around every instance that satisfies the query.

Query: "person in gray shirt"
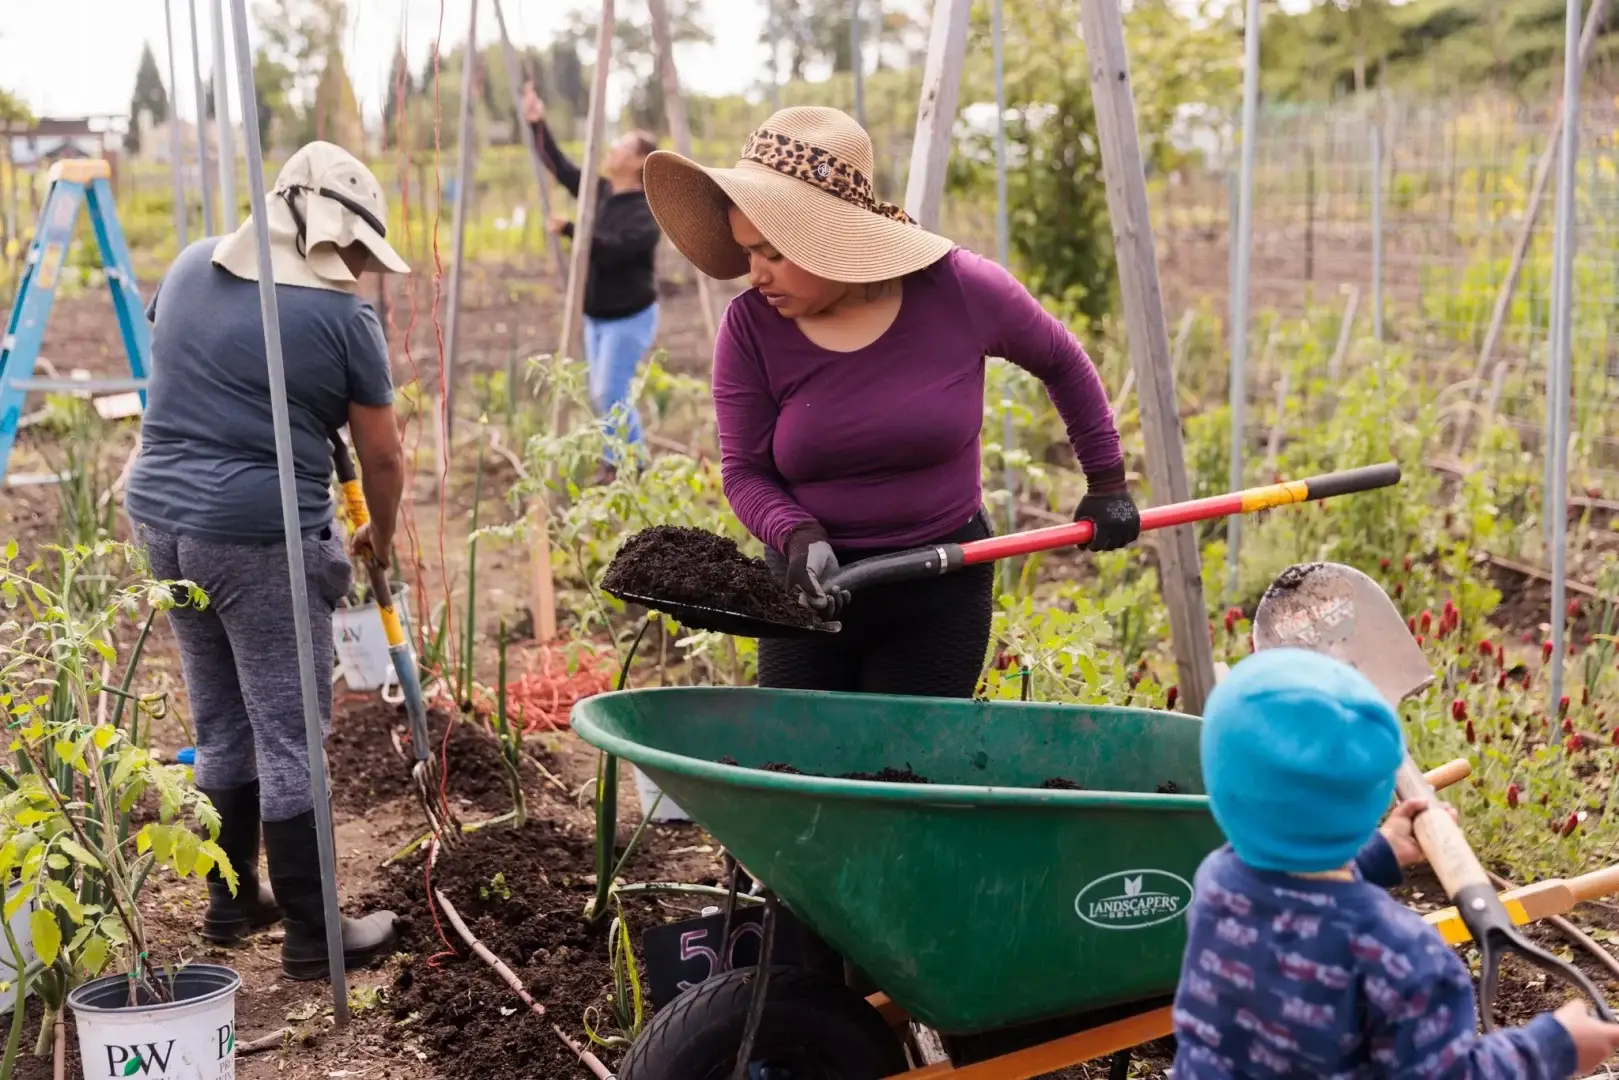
[128,142,410,981]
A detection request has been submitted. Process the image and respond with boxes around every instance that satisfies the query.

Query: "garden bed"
[325,698,544,815]
[365,796,727,1078]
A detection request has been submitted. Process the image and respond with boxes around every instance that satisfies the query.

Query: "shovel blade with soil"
[601,526,839,639]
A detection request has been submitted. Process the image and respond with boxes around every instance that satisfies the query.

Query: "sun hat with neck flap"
[1200,648,1406,874]
[212,141,410,294]
[643,106,955,285]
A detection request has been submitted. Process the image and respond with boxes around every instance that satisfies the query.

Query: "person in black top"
[523,81,663,480]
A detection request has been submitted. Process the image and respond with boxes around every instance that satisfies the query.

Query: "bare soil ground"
[5,254,1618,1080]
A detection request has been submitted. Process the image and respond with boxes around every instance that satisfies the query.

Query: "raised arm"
[530,119,582,197]
[958,250,1122,484]
[712,305,817,553]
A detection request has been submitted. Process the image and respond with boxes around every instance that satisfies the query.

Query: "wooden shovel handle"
[1395,758,1493,895]
[1569,864,1619,904]
[1423,758,1470,792]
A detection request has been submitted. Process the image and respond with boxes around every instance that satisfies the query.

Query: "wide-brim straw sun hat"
[214,140,410,294]
[644,106,954,284]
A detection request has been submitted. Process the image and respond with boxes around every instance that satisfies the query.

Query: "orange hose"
[502,644,616,733]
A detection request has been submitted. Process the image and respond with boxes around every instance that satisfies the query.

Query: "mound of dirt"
[326,698,535,815]
[601,525,818,629]
[372,820,656,1079]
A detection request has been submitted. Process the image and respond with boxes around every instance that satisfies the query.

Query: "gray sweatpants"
[137,521,353,822]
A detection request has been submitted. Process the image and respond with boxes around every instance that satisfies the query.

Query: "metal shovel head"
[607,590,840,639]
[1252,562,1434,705]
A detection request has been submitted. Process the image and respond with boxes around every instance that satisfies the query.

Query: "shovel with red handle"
[610,461,1402,639]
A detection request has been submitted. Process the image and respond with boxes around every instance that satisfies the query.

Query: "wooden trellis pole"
[491,0,569,283]
[1078,0,1217,714]
[647,0,719,345]
[901,0,1215,709]
[437,0,480,483]
[555,0,615,376]
[536,0,615,637]
[903,0,972,230]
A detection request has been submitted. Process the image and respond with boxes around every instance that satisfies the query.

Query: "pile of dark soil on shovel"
[603,525,819,628]
[327,698,537,814]
[373,819,665,1079]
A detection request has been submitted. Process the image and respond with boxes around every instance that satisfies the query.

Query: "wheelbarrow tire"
[618,965,909,1080]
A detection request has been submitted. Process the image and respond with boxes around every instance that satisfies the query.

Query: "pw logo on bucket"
[1074,869,1193,930]
[100,1022,233,1077]
[105,1040,174,1077]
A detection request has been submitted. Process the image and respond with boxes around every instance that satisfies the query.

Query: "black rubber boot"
[263,810,398,981]
[199,781,283,945]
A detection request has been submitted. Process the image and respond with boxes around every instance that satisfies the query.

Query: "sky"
[0,0,773,130]
[1,0,1321,132]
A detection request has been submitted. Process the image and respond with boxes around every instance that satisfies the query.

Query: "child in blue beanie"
[1171,648,1619,1079]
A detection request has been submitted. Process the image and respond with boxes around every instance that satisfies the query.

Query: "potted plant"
[1,541,239,1079]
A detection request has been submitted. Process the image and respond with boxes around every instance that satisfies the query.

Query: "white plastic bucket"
[0,884,34,1015]
[68,964,240,1080]
[334,583,413,692]
[632,766,691,824]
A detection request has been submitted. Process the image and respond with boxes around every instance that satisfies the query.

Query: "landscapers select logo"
[1074,869,1193,930]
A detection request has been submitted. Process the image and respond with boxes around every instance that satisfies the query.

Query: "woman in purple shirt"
[643,107,1137,697]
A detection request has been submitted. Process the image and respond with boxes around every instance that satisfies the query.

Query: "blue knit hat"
[1201,649,1405,873]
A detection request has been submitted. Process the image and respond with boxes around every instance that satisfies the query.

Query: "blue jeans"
[585,303,659,466]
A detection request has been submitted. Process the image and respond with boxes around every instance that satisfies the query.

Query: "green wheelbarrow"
[573,687,1483,1079]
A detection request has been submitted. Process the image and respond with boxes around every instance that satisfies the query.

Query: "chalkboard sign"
[641,908,805,1010]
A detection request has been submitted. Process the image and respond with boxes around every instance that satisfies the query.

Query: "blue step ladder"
[0,158,151,484]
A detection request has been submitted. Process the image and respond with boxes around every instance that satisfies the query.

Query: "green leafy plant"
[0,541,229,1067]
[479,872,511,902]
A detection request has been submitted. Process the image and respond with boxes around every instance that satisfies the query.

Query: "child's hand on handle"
[1555,1000,1619,1073]
[1379,797,1460,867]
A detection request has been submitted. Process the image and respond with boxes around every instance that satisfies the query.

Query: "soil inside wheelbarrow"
[720,757,934,783]
[327,698,537,814]
[602,525,820,628]
[732,759,1088,790]
[372,819,662,1080]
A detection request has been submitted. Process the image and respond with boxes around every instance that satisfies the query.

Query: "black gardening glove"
[784,524,850,618]
[1073,464,1141,552]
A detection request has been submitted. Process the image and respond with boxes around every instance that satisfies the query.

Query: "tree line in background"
[1264,0,1618,103]
[67,0,1619,337]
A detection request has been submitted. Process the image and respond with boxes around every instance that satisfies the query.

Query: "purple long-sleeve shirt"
[711,247,1123,553]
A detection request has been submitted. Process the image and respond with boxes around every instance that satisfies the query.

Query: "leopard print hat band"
[642,105,955,284]
[739,128,915,225]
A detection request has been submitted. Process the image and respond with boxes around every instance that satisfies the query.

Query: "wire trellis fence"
[1155,94,1619,489]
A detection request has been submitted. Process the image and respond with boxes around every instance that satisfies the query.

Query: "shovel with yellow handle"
[331,432,460,846]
